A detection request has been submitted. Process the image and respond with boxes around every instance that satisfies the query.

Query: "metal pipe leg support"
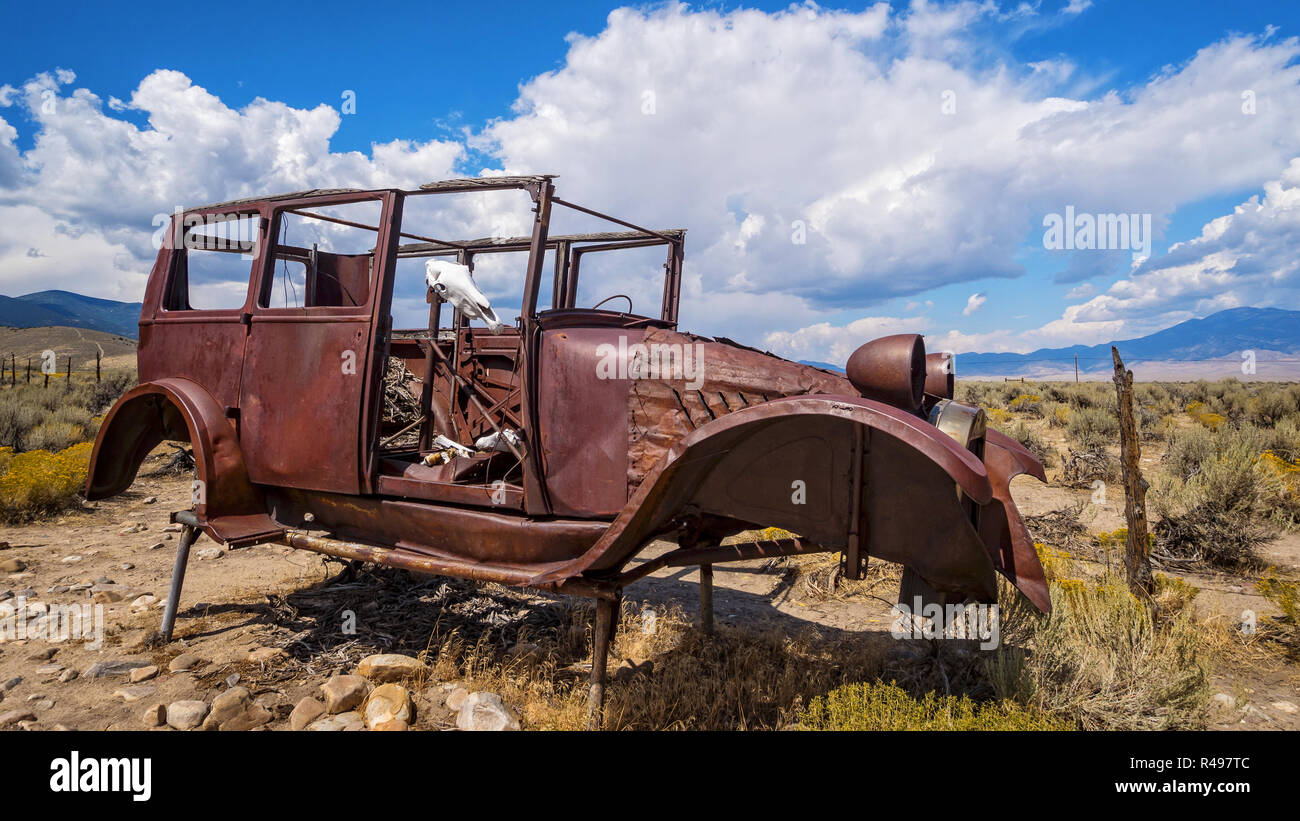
[587,594,621,730]
[161,524,200,643]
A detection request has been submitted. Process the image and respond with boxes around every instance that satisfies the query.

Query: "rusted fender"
[85,378,281,546]
[978,429,1051,613]
[531,394,999,603]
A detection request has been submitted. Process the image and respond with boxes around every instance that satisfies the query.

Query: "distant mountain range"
[956,307,1300,379]
[0,290,142,338]
[799,307,1300,381]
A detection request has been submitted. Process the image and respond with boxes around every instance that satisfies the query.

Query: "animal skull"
[425,260,506,334]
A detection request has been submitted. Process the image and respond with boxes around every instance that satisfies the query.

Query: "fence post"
[1111,346,1152,597]
[26,357,31,384]
[65,355,71,391]
[96,349,102,382]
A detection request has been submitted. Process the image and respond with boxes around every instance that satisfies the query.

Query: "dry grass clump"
[987,574,1210,730]
[778,552,902,602]
[435,601,893,730]
[0,370,134,451]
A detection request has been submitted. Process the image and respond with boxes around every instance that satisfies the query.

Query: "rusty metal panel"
[536,325,639,518]
[238,316,371,493]
[627,327,853,488]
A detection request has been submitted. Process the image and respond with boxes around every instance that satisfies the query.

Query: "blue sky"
[2,1,1299,362]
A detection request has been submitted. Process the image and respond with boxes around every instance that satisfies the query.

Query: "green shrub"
[1066,406,1119,450]
[800,680,1067,731]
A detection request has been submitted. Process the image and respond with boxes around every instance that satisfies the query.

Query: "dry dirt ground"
[1,459,1298,731]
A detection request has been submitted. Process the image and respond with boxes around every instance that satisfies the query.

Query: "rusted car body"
[85,175,1047,725]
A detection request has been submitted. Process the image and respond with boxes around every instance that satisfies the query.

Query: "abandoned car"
[84,175,1048,725]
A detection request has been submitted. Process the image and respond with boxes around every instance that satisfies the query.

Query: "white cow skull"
[425,260,506,334]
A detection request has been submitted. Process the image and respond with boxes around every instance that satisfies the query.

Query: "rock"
[58,669,77,683]
[92,591,124,604]
[289,697,327,730]
[61,555,83,565]
[220,704,273,731]
[0,559,26,573]
[35,664,64,676]
[117,563,134,571]
[246,646,286,663]
[372,719,408,731]
[445,686,470,712]
[1213,692,1236,709]
[142,496,157,504]
[356,653,427,683]
[166,700,209,730]
[148,542,166,551]
[195,547,223,560]
[321,675,369,714]
[1272,700,1298,715]
[48,586,69,594]
[455,692,520,731]
[129,665,159,683]
[363,683,412,729]
[131,595,158,610]
[29,647,57,660]
[3,676,22,690]
[84,659,152,678]
[113,686,155,703]
[141,703,167,728]
[205,687,251,728]
[119,523,147,535]
[224,673,241,688]
[168,653,202,673]
[0,709,37,726]
[163,524,183,533]
[307,711,365,731]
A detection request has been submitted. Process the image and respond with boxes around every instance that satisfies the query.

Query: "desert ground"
[2,376,1299,731]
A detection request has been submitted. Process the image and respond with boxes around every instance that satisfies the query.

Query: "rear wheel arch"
[85,379,262,522]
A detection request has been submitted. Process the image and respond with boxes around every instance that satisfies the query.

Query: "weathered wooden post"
[1111,347,1152,596]
[65,355,71,390]
[25,357,31,384]
[96,349,101,382]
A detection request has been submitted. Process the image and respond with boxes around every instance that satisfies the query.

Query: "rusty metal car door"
[236,192,396,495]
